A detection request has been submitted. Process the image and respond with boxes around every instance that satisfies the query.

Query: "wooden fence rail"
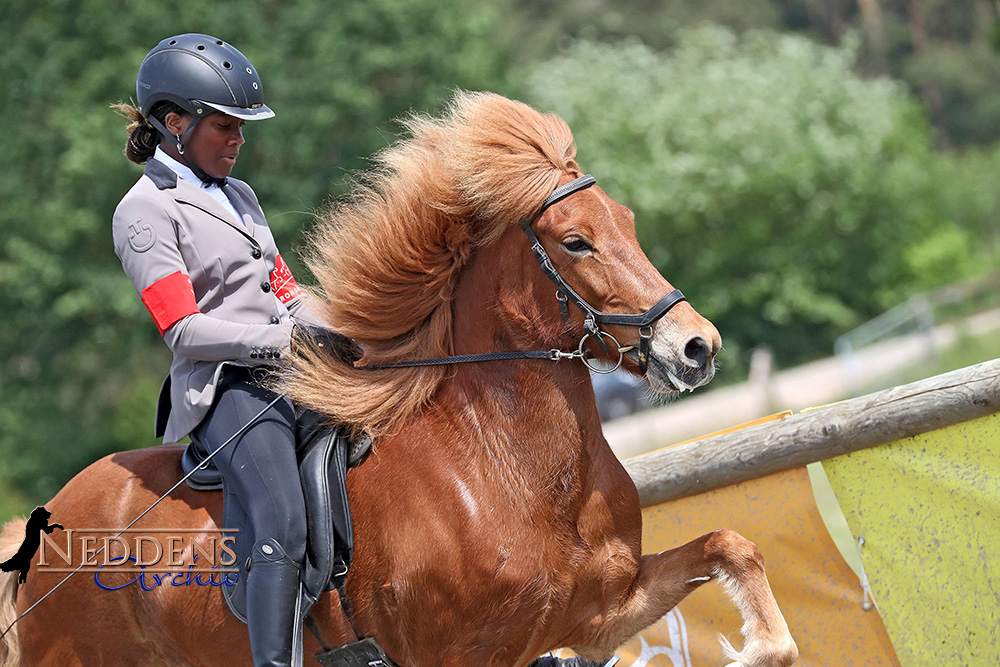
[625,358,1000,506]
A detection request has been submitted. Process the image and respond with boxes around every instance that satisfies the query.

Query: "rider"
[114,33,614,667]
[112,34,355,667]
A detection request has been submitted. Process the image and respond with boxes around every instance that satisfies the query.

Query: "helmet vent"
[196,44,206,51]
[169,39,177,45]
[216,40,224,45]
[222,61,232,69]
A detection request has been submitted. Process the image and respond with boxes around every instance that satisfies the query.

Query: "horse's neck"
[436,362,605,504]
[440,227,606,483]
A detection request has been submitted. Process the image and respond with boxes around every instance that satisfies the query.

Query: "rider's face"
[164,111,246,180]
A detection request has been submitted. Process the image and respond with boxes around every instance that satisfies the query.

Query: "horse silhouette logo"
[0,506,63,583]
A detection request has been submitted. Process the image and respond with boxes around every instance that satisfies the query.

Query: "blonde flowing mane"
[279,91,578,436]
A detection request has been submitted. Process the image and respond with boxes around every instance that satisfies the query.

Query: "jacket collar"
[144,157,179,190]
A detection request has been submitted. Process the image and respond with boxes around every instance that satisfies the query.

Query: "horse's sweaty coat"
[0,92,796,667]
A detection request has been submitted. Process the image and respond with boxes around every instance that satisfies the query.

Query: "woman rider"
[112,33,358,667]
[114,32,614,667]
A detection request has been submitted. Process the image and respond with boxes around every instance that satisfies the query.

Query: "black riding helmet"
[137,33,274,181]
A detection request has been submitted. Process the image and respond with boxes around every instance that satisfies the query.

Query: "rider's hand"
[291,324,363,364]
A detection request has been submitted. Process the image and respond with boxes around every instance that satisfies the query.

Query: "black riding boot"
[246,538,303,667]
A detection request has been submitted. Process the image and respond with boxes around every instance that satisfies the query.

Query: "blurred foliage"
[485,0,784,62]
[0,0,509,507]
[494,0,1000,148]
[525,28,983,373]
[933,144,1000,257]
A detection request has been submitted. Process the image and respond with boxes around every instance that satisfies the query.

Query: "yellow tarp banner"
[823,411,1000,667]
[608,467,899,667]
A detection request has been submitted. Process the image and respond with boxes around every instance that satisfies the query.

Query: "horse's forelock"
[279,91,576,436]
[448,93,576,233]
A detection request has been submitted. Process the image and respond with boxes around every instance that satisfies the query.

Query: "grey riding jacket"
[112,157,322,443]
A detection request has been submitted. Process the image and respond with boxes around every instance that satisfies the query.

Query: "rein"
[362,174,686,374]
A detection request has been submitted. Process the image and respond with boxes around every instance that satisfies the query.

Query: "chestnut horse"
[0,92,796,667]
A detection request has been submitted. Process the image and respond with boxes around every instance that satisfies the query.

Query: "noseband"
[361,175,686,374]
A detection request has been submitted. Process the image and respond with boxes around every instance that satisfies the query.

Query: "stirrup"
[314,637,395,667]
[529,655,620,667]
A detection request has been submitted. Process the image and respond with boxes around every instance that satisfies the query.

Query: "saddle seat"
[180,444,224,490]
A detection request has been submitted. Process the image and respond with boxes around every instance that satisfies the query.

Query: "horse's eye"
[561,238,592,254]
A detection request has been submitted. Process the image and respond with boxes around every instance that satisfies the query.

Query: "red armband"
[141,271,200,335]
[270,253,303,305]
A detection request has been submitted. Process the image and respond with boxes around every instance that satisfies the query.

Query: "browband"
[540,174,597,212]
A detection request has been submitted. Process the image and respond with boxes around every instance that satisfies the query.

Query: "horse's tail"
[0,518,25,667]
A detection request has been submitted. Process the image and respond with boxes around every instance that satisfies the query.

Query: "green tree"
[0,0,509,511]
[526,28,977,374]
[488,0,1000,149]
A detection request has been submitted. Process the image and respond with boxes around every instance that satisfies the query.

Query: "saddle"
[180,425,366,623]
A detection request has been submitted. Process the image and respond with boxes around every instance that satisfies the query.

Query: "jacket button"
[269,316,280,325]
[251,247,262,260]
[261,281,271,293]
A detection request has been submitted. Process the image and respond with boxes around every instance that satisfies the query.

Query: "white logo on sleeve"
[128,219,156,253]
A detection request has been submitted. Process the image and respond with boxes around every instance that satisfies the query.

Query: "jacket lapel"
[173,179,260,245]
[221,181,258,239]
[143,157,260,244]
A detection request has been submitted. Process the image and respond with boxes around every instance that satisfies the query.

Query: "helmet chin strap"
[145,114,227,187]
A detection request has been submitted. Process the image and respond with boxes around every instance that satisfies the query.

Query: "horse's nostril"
[684,336,711,369]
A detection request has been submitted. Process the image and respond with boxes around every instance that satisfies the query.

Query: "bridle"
[363,174,687,374]
[521,174,686,371]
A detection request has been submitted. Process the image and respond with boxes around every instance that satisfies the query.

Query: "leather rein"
[362,175,687,374]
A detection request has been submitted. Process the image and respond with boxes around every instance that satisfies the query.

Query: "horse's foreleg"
[580,529,797,667]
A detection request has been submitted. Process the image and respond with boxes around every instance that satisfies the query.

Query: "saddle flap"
[300,426,354,599]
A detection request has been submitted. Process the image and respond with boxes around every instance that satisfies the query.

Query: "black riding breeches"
[191,365,322,566]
